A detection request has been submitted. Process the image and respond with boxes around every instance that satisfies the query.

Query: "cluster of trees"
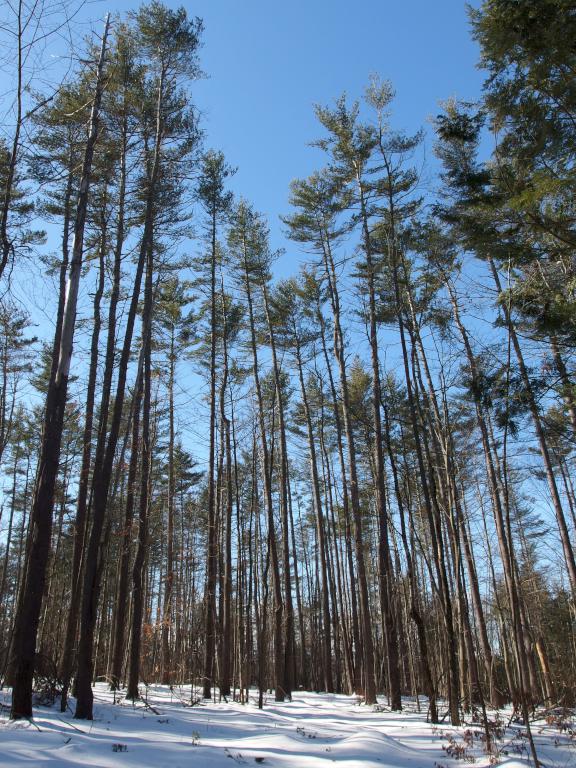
[0,1,574,759]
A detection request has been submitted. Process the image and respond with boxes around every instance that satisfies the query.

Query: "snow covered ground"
[0,684,574,767]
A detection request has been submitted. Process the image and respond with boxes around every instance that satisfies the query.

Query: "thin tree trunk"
[261,282,294,699]
[219,282,233,697]
[382,399,438,722]
[294,338,333,691]
[74,62,166,721]
[161,327,176,684]
[490,260,576,598]
[108,359,144,689]
[127,254,153,699]
[60,193,107,710]
[203,208,219,698]
[9,19,110,719]
[357,175,401,709]
[0,0,24,281]
[320,224,376,703]
[241,242,284,702]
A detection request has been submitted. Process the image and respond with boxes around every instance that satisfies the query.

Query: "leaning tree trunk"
[294,337,334,692]
[202,208,219,699]
[357,176,401,709]
[109,359,144,689]
[490,260,576,599]
[242,253,285,702]
[320,226,376,704]
[218,284,233,698]
[9,18,109,719]
[446,276,534,710]
[389,245,460,724]
[0,0,24,281]
[161,326,176,684]
[317,305,357,693]
[127,246,154,699]
[59,189,108,711]
[261,281,295,700]
[382,399,438,721]
[74,63,166,721]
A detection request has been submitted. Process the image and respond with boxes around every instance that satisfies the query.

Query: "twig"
[55,715,86,734]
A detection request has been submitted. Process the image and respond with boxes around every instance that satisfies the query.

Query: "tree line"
[0,3,574,761]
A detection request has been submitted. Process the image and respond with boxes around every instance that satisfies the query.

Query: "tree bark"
[74,62,165,721]
[9,18,110,719]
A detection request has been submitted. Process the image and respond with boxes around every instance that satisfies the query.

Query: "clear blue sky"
[100,0,485,271]
[7,0,487,335]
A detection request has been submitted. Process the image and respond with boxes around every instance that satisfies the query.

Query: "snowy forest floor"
[0,684,575,767]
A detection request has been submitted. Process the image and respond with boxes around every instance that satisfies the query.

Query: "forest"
[0,1,575,765]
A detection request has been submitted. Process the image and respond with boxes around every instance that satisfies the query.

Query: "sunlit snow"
[1,685,573,767]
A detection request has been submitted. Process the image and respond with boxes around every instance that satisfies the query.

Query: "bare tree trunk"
[203,209,219,698]
[127,251,153,699]
[60,190,107,710]
[0,0,24,281]
[389,249,460,723]
[109,363,144,689]
[357,177,401,709]
[294,338,333,691]
[0,448,20,626]
[459,502,500,706]
[320,226,376,703]
[161,327,176,684]
[242,259,284,702]
[74,63,166,721]
[446,278,531,700]
[382,399,438,722]
[261,281,294,699]
[219,283,233,698]
[490,260,576,598]
[9,19,110,719]
[317,310,357,694]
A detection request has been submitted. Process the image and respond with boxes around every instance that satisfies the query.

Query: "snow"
[0,685,574,767]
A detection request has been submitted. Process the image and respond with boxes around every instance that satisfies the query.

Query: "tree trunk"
[219,282,233,698]
[320,224,376,703]
[74,63,166,721]
[261,281,295,699]
[59,189,107,711]
[294,338,333,692]
[9,18,109,719]
[127,249,153,699]
[490,260,576,598]
[240,238,284,702]
[357,175,401,709]
[203,209,219,699]
[161,327,176,684]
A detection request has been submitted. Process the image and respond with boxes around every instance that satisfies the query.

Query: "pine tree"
[8,17,111,719]
[194,149,234,699]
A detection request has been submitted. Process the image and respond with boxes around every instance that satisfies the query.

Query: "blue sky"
[2,1,563,571]
[5,0,489,355]
[8,0,486,288]
[8,0,488,387]
[192,0,484,261]
[2,0,489,350]
[100,0,485,272]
